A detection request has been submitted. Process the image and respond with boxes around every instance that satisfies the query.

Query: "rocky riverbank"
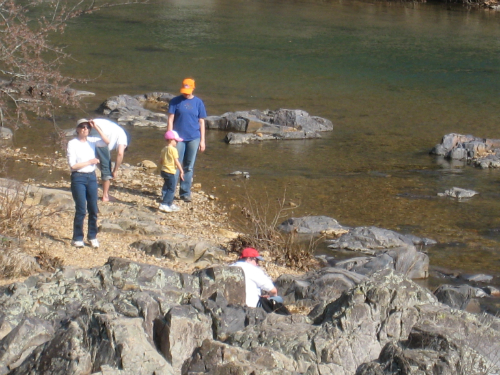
[1,145,500,374]
[0,145,298,285]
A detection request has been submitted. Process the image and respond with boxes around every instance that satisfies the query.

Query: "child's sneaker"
[71,240,84,248]
[159,204,172,213]
[170,204,180,212]
[89,239,100,248]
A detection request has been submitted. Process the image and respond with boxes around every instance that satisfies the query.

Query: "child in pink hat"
[158,130,184,213]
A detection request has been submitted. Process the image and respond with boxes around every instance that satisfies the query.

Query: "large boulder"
[212,108,333,143]
[275,267,366,307]
[96,94,169,128]
[433,284,485,310]
[332,246,429,280]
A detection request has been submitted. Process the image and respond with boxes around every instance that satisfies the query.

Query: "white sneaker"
[159,204,172,213]
[170,204,180,212]
[90,239,100,248]
[72,240,84,248]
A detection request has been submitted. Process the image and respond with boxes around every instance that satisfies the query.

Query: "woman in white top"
[67,119,109,248]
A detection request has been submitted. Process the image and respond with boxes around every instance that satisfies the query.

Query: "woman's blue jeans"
[161,171,176,206]
[71,171,98,241]
[176,138,200,199]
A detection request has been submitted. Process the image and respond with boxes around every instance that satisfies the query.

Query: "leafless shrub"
[0,0,148,131]
[0,180,65,277]
[0,180,63,239]
[229,189,322,271]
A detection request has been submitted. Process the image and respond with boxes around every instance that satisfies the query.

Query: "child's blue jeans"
[161,171,176,206]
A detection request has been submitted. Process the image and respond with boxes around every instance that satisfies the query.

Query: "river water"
[8,0,500,281]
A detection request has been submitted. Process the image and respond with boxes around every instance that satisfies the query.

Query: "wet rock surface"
[431,133,500,169]
[94,93,333,142]
[437,187,479,199]
[220,109,334,144]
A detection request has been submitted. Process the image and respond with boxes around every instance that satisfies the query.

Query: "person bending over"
[79,118,129,202]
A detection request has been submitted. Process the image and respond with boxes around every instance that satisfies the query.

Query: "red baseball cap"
[240,247,264,261]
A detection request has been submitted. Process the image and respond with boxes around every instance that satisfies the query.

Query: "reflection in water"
[8,0,500,278]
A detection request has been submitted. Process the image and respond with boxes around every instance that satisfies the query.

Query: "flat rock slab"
[278,215,349,235]
[326,226,436,254]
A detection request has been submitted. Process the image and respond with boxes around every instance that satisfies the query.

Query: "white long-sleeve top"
[67,137,106,173]
[231,261,276,307]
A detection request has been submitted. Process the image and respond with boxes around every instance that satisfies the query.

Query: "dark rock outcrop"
[0,262,498,375]
[332,245,429,279]
[433,284,483,310]
[325,226,433,279]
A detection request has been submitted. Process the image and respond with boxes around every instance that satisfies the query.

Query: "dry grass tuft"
[0,179,65,278]
[0,180,63,239]
[0,247,41,278]
[35,251,64,273]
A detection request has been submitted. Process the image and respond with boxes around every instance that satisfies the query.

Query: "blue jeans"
[95,146,113,181]
[71,171,98,241]
[176,138,200,198]
[161,171,176,206]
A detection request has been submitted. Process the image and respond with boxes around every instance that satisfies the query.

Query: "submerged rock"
[438,187,478,199]
[0,127,13,141]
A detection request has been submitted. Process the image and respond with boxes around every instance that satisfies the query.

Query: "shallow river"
[9,0,500,280]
